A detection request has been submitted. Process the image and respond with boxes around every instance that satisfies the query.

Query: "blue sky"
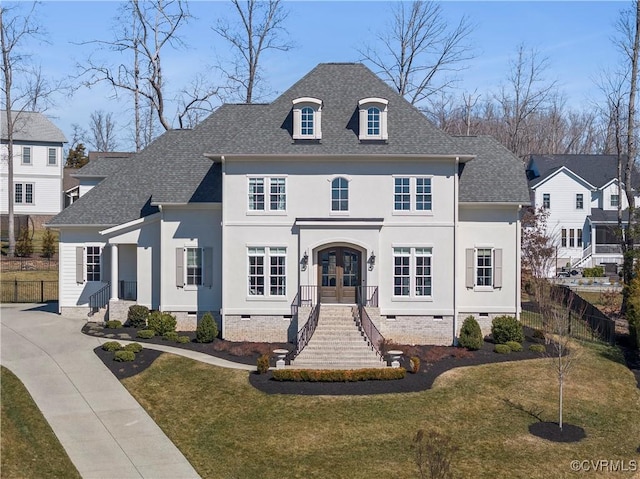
[13,1,628,150]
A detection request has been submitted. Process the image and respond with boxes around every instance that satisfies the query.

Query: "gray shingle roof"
[48,63,529,227]
[527,154,640,189]
[456,135,531,204]
[73,154,134,178]
[589,208,632,223]
[1,110,67,143]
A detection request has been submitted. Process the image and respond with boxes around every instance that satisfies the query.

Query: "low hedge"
[494,344,511,354]
[177,335,191,344]
[123,342,143,353]
[505,341,523,352]
[105,320,122,329]
[102,341,122,352]
[272,368,406,382]
[114,350,135,362]
[529,344,546,354]
[137,329,155,339]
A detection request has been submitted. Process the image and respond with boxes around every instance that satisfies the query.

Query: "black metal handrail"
[286,303,320,362]
[89,282,110,312]
[119,280,137,301]
[299,285,318,306]
[357,303,384,359]
[290,291,300,318]
[356,286,378,307]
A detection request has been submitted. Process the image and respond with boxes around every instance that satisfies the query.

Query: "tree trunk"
[1,10,16,257]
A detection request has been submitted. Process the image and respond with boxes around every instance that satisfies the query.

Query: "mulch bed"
[88,323,556,395]
[529,422,586,442]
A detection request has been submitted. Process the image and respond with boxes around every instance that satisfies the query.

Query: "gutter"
[220,156,226,339]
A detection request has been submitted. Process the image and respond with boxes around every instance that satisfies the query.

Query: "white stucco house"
[526,154,640,275]
[47,63,530,348]
[1,110,67,225]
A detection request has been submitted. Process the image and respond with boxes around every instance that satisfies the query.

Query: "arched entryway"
[317,246,361,303]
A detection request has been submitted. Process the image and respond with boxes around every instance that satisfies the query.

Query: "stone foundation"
[60,306,92,320]
[171,311,221,332]
[369,310,455,345]
[108,299,137,323]
[458,312,517,339]
[224,315,295,343]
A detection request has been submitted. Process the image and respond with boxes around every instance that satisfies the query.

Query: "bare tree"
[360,1,474,106]
[521,207,557,303]
[79,0,218,147]
[213,0,291,104]
[88,110,118,152]
[1,3,55,256]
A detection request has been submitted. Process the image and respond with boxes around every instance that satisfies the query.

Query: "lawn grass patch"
[122,341,640,478]
[1,366,81,479]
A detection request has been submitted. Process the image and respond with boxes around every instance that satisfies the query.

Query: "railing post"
[14,279,18,303]
[40,280,44,303]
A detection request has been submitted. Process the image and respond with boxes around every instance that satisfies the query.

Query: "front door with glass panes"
[318,247,361,303]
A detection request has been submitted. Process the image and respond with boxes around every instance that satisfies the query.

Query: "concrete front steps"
[290,304,386,369]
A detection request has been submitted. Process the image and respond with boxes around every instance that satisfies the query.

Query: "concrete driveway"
[0,303,200,479]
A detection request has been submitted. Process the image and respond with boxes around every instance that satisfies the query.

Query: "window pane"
[415,253,432,296]
[25,184,33,204]
[393,253,410,296]
[269,255,286,296]
[331,177,348,211]
[416,178,432,210]
[270,178,286,211]
[249,254,265,295]
[476,248,492,286]
[186,248,202,285]
[87,246,101,282]
[367,107,380,135]
[22,147,31,164]
[611,195,619,207]
[48,148,57,165]
[301,107,314,135]
[576,193,583,209]
[394,178,410,210]
[543,193,550,209]
[15,184,22,204]
[249,178,265,210]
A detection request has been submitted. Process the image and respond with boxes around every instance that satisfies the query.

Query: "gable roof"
[527,154,640,189]
[73,153,134,178]
[456,135,531,204]
[528,165,597,191]
[0,110,67,143]
[48,63,529,227]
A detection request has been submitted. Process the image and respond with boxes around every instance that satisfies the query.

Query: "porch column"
[110,243,119,301]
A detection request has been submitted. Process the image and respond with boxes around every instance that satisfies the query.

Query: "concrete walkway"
[0,303,249,478]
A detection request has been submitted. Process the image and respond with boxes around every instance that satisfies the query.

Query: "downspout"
[158,204,164,312]
[453,157,459,345]
[516,205,522,320]
[220,156,226,339]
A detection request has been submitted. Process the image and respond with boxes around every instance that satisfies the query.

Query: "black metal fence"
[1,280,58,303]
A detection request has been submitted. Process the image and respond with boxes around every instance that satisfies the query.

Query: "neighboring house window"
[543,193,550,209]
[416,178,432,211]
[577,229,583,247]
[270,178,286,211]
[394,178,410,211]
[186,248,202,286]
[292,97,322,140]
[331,177,349,211]
[22,146,31,164]
[576,193,583,210]
[393,247,433,297]
[358,97,388,140]
[86,246,101,282]
[611,194,619,207]
[248,247,286,297]
[569,229,575,248]
[561,228,567,247]
[465,248,502,289]
[248,178,265,211]
[48,148,57,165]
[14,183,33,204]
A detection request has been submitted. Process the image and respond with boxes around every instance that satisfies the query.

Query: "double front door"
[318,247,361,304]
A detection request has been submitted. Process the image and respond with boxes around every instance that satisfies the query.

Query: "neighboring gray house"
[48,63,530,358]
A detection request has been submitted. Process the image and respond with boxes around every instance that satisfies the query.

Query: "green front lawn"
[122,341,639,479]
[1,367,81,479]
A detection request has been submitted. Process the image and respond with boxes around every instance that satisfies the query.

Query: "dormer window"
[358,98,388,141]
[293,97,322,140]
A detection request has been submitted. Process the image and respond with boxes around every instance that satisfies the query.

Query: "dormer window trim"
[358,97,388,141]
[292,97,322,140]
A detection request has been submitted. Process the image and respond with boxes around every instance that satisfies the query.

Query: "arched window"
[331,177,349,211]
[301,107,314,136]
[367,107,380,136]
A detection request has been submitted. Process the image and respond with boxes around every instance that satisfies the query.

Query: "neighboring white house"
[526,154,640,274]
[47,63,530,346]
[1,111,67,223]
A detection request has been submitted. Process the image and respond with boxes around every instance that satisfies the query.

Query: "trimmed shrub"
[491,315,524,344]
[532,329,546,341]
[105,320,122,329]
[494,344,511,354]
[114,350,135,362]
[196,312,218,343]
[409,356,421,374]
[123,342,143,353]
[583,266,604,278]
[458,316,483,350]
[41,229,57,258]
[177,335,191,344]
[102,341,122,352]
[272,368,406,382]
[136,329,155,339]
[147,311,177,336]
[529,344,546,353]
[505,341,523,352]
[127,305,149,328]
[163,331,179,342]
[256,354,270,374]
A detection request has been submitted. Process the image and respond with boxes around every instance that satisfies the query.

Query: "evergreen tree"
[41,229,56,258]
[65,143,89,168]
[15,227,33,257]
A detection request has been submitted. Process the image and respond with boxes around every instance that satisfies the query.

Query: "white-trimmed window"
[331,177,349,212]
[576,193,583,210]
[393,177,432,213]
[14,183,34,204]
[577,229,583,247]
[86,246,101,282]
[611,194,619,207]
[48,148,57,165]
[292,97,322,140]
[569,229,575,248]
[248,247,286,297]
[358,98,388,140]
[465,247,502,289]
[543,193,551,209]
[393,247,433,298]
[561,228,567,247]
[248,177,286,212]
[186,248,202,285]
[22,146,31,164]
